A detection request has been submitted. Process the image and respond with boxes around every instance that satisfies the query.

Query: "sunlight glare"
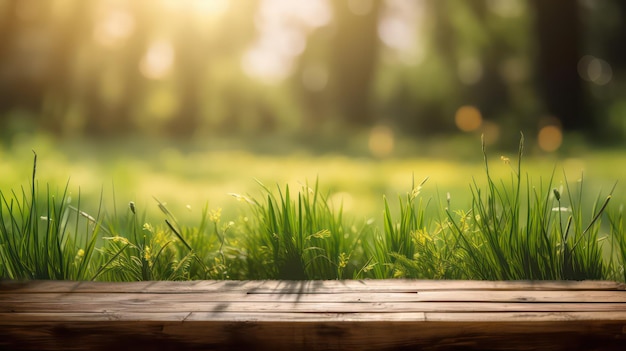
[242,0,331,82]
[93,8,135,48]
[191,0,229,18]
[378,0,425,65]
[242,46,293,82]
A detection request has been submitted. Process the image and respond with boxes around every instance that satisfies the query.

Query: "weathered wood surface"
[1,280,625,350]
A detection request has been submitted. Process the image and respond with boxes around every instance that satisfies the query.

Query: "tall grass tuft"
[446,134,613,280]
[0,152,101,280]
[242,179,361,279]
[365,177,465,279]
[95,199,221,281]
[608,207,625,282]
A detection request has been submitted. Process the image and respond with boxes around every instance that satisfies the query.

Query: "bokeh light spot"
[241,46,293,82]
[139,40,175,80]
[538,125,563,152]
[242,0,330,82]
[578,55,613,86]
[369,125,395,158]
[454,105,483,132]
[93,9,135,48]
[378,0,425,65]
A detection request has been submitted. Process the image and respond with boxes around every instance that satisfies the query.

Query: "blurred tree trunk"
[0,0,46,133]
[607,1,626,65]
[0,1,79,136]
[0,0,19,134]
[464,1,513,130]
[83,4,146,137]
[602,1,626,140]
[530,0,592,132]
[0,1,18,106]
[39,2,89,136]
[167,14,202,138]
[329,0,382,127]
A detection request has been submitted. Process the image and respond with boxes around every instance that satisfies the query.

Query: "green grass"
[0,152,102,280]
[445,135,614,280]
[0,135,624,281]
[240,179,362,280]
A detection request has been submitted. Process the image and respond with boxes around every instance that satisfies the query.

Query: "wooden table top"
[1,279,625,350]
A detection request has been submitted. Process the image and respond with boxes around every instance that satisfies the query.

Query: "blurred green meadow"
[2,133,624,227]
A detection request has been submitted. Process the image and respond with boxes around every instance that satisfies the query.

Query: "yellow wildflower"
[338,252,350,269]
[412,229,431,246]
[309,229,331,240]
[144,246,152,266]
[362,262,376,273]
[209,208,222,223]
[74,249,85,262]
[106,236,131,245]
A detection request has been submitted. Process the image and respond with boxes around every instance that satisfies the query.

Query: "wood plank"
[4,301,625,314]
[3,311,626,323]
[1,314,625,350]
[3,290,625,304]
[0,312,192,322]
[2,279,623,294]
[423,311,626,322]
[184,311,626,323]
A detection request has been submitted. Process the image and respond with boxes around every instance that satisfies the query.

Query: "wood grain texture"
[1,280,625,350]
